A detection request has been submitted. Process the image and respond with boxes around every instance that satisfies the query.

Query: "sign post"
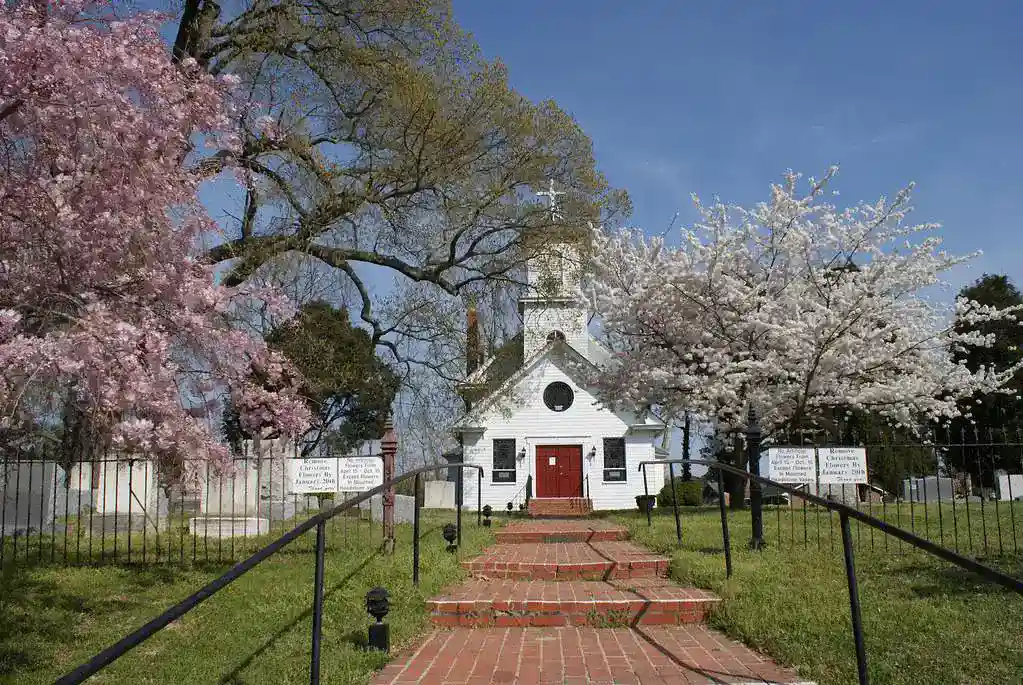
[381,419,397,554]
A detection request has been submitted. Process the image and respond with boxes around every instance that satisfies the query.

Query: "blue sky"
[453,0,1023,292]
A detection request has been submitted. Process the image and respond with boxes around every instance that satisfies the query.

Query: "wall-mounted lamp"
[588,446,597,460]
[517,446,526,461]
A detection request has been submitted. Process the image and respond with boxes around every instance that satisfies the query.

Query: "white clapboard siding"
[461,355,663,511]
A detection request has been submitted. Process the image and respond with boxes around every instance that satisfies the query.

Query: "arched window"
[546,330,566,343]
[543,382,574,412]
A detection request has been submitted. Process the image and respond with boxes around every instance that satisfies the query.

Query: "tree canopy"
[173,0,627,372]
[588,168,1023,438]
[0,0,308,473]
[265,301,400,455]
[946,273,1023,481]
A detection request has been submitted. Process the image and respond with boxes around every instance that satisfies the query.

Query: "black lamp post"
[482,505,493,527]
[746,406,766,550]
[365,587,389,652]
[442,523,458,552]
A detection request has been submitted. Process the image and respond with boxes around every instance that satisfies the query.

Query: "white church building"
[450,184,667,514]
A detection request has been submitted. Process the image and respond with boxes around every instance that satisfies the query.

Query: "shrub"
[635,494,656,512]
[656,478,703,508]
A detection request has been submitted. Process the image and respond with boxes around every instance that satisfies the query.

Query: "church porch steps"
[527,497,593,517]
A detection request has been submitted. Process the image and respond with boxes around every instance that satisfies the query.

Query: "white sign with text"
[817,447,868,484]
[766,447,817,483]
[289,457,383,494]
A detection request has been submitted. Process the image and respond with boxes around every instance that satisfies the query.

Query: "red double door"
[535,445,584,498]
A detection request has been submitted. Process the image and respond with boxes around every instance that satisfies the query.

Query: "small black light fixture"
[506,501,513,512]
[517,446,526,461]
[482,505,493,527]
[442,523,458,552]
[588,446,597,460]
[365,587,390,653]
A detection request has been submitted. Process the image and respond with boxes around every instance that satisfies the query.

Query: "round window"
[543,381,574,412]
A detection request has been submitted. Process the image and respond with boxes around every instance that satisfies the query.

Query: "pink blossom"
[0,1,310,477]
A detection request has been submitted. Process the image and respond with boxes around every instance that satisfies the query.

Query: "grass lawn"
[610,506,1023,685]
[0,510,495,684]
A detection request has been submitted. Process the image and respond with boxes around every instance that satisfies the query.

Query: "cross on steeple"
[536,179,566,221]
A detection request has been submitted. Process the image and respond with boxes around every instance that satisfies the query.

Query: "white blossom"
[586,168,1023,436]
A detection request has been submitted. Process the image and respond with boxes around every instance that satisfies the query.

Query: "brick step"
[495,520,630,544]
[372,626,815,685]
[429,579,719,627]
[527,498,593,518]
[462,541,669,581]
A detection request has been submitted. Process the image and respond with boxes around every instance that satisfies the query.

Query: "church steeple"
[519,180,589,359]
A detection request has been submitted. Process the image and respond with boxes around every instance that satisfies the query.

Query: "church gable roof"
[453,338,597,430]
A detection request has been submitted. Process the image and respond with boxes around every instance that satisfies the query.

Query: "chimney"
[466,303,482,376]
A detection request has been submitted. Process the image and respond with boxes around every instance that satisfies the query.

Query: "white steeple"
[520,179,588,359]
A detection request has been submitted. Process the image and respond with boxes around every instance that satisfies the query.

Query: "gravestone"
[87,459,162,535]
[360,493,415,524]
[189,458,269,538]
[424,480,455,509]
[1,460,59,535]
[902,476,955,502]
[995,471,1023,501]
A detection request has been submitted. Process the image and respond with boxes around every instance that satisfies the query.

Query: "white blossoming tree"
[588,167,1023,441]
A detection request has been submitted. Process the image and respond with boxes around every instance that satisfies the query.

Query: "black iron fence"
[0,442,403,567]
[638,411,1023,685]
[646,425,1023,565]
[51,462,483,685]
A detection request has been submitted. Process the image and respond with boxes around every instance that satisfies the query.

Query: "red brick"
[371,627,810,684]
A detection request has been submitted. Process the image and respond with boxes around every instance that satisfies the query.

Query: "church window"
[603,438,627,482]
[546,330,566,343]
[543,382,574,412]
[492,438,516,483]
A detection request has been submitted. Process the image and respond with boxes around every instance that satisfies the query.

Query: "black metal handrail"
[640,458,1023,685]
[55,462,483,685]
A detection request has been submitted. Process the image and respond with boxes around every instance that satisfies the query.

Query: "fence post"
[840,512,870,685]
[381,417,397,555]
[718,468,733,578]
[642,465,652,527]
[310,520,326,685]
[412,472,421,587]
[456,466,463,549]
[747,407,766,550]
[668,461,682,546]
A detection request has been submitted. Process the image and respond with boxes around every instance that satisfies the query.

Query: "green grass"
[0,511,496,684]
[612,506,1023,685]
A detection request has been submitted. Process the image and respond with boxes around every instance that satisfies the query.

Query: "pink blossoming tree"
[0,0,309,475]
[588,168,1023,438]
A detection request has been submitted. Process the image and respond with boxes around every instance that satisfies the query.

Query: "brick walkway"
[373,626,812,685]
[373,519,812,685]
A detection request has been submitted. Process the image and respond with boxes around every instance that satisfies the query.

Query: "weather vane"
[536,179,565,221]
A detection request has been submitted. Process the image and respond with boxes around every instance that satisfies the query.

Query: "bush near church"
[657,478,703,508]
